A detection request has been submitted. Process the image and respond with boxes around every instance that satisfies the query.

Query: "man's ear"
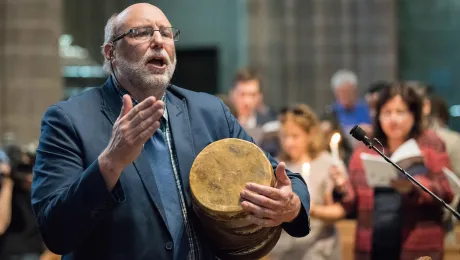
[104,44,114,62]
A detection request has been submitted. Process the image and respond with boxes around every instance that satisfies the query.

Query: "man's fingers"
[245,214,277,228]
[134,120,161,144]
[240,190,281,210]
[241,200,278,219]
[245,183,284,201]
[118,95,133,119]
[275,162,291,188]
[130,101,165,128]
[129,109,164,138]
[124,97,156,121]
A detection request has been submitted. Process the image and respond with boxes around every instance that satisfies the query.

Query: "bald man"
[31,3,311,260]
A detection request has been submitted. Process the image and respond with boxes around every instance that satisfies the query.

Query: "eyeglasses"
[111,26,180,44]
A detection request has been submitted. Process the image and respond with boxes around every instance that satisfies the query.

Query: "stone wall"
[0,0,62,145]
[247,0,397,112]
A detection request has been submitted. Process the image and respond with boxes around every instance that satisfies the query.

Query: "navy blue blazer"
[31,78,310,260]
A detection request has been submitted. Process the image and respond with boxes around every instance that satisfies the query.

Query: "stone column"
[0,0,63,145]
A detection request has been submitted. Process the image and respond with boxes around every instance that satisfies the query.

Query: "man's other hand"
[240,162,301,227]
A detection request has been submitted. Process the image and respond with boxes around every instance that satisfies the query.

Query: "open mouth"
[147,57,167,68]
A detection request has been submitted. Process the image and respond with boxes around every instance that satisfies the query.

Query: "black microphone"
[349,125,460,220]
[349,125,374,147]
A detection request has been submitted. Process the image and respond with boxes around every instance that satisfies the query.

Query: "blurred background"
[1,0,460,259]
[1,0,460,145]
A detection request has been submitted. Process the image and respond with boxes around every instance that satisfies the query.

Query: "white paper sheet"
[360,139,422,187]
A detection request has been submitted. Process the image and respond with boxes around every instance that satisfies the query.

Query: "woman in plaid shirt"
[332,82,454,260]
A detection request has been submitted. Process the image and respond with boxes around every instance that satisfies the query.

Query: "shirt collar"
[111,76,168,121]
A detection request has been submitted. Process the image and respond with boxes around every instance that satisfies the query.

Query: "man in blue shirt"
[321,69,372,164]
[31,3,311,260]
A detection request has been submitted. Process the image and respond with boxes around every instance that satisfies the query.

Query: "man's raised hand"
[98,94,164,190]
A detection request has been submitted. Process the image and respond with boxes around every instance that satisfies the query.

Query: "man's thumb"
[275,162,290,188]
[118,95,133,119]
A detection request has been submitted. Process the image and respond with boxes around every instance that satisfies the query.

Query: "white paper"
[245,127,264,144]
[442,167,460,194]
[261,120,280,134]
[360,153,396,187]
[389,139,422,164]
[360,138,422,187]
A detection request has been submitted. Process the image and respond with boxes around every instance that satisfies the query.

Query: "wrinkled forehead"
[118,8,171,31]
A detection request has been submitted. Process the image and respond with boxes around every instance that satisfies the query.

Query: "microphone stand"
[365,141,460,220]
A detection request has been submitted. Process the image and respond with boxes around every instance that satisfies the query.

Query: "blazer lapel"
[100,78,122,125]
[100,78,168,227]
[166,90,196,207]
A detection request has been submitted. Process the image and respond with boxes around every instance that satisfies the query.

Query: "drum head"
[190,138,274,215]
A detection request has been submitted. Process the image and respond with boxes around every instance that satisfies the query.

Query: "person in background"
[269,104,345,260]
[229,68,280,156]
[229,68,275,129]
[428,95,460,177]
[407,82,449,158]
[411,82,459,174]
[0,150,13,236]
[408,82,433,127]
[428,95,460,243]
[406,82,460,244]
[321,69,372,165]
[0,145,60,260]
[256,90,277,123]
[365,80,391,120]
[331,82,453,260]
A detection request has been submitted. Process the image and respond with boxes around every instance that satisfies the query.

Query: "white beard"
[117,50,177,93]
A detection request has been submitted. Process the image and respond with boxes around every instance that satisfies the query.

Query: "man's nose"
[150,31,164,48]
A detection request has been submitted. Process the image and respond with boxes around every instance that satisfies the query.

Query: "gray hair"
[101,13,119,73]
[330,69,358,90]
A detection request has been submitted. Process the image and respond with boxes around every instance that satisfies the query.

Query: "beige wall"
[0,0,63,145]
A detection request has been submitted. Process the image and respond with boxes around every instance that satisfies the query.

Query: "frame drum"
[190,138,282,259]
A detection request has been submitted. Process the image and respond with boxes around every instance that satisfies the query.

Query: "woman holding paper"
[331,83,453,260]
[268,104,346,260]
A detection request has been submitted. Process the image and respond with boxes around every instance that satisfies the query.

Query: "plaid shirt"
[113,82,201,259]
[340,130,454,260]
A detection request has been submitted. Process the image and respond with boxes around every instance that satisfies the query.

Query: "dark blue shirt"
[112,80,200,259]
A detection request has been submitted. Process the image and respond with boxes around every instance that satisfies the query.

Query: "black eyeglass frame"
[111,26,180,44]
